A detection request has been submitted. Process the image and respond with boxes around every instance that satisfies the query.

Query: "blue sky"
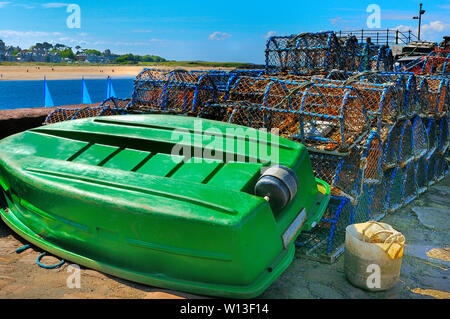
[0,0,449,63]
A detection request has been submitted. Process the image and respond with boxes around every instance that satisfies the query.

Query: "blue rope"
[36,252,65,269]
[14,244,30,253]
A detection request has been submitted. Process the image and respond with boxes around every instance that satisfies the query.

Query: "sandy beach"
[0,65,233,81]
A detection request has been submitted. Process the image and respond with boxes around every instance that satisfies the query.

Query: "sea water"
[0,78,135,110]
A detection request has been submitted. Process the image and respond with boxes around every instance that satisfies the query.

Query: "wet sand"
[0,65,232,81]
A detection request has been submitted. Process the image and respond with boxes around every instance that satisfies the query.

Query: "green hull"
[0,115,329,298]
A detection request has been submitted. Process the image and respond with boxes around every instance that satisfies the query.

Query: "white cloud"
[208,31,231,41]
[395,20,450,42]
[132,30,152,33]
[330,17,343,25]
[58,37,87,45]
[0,30,62,37]
[0,2,35,9]
[394,25,413,33]
[265,31,277,39]
[422,21,448,33]
[42,2,69,8]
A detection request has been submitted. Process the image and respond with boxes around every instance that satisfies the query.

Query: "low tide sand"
[0,65,232,81]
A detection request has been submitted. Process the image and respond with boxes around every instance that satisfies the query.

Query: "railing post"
[386,29,389,46]
[361,29,364,43]
[396,30,399,44]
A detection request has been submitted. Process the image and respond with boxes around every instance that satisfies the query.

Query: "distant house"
[4,52,14,62]
[47,52,61,63]
[17,50,32,62]
[0,40,5,61]
[85,54,107,64]
[76,53,87,62]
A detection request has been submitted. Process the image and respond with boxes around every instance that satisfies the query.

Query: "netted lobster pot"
[132,71,217,114]
[384,166,404,213]
[265,32,344,75]
[44,100,128,125]
[381,120,414,169]
[229,78,371,153]
[358,72,411,118]
[350,184,371,224]
[396,119,414,165]
[231,69,265,77]
[402,161,417,205]
[422,117,438,154]
[317,196,354,255]
[342,36,359,72]
[100,97,132,110]
[373,46,394,72]
[418,76,449,116]
[197,102,300,139]
[415,155,428,194]
[426,151,439,186]
[195,70,264,102]
[196,102,235,122]
[437,115,449,153]
[227,76,273,104]
[422,56,450,75]
[309,150,362,199]
[271,82,370,152]
[357,44,394,72]
[360,131,383,184]
[261,73,314,82]
[326,70,354,81]
[436,154,449,181]
[312,77,400,125]
[368,182,387,221]
[411,116,429,159]
[44,108,81,125]
[194,71,236,102]
[135,68,171,81]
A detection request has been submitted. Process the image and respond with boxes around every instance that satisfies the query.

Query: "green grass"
[139,61,264,69]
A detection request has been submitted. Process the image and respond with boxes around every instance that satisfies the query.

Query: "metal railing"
[336,29,418,45]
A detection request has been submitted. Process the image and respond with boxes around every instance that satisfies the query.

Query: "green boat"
[0,114,330,298]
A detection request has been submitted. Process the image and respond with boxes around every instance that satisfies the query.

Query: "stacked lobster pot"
[41,32,449,262]
[196,75,386,259]
[265,32,345,75]
[355,43,394,72]
[128,68,266,114]
[129,68,219,114]
[421,50,450,75]
[416,75,450,186]
[403,50,450,75]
